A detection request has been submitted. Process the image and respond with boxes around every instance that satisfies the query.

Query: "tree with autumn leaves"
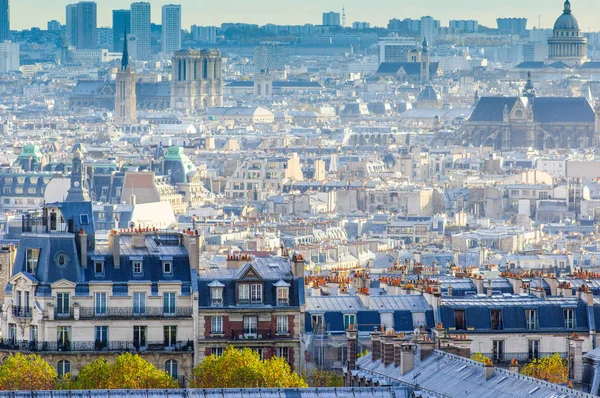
[0,353,57,390]
[190,346,307,388]
[520,353,568,384]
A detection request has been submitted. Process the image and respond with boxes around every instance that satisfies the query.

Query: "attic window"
[25,248,39,274]
[94,261,104,277]
[80,214,90,225]
[132,261,143,275]
[163,261,172,275]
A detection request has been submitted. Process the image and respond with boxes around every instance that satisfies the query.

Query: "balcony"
[207,330,293,341]
[0,339,194,353]
[78,306,193,319]
[12,306,32,318]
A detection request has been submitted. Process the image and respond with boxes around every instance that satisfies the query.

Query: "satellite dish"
[414,327,420,335]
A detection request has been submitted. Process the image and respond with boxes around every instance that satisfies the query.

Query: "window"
[133,292,146,315]
[163,261,172,275]
[94,261,104,276]
[133,326,147,348]
[564,308,575,329]
[526,309,538,330]
[211,347,224,357]
[454,310,466,330]
[491,309,503,330]
[251,284,263,303]
[57,360,71,378]
[95,292,107,316]
[381,313,394,331]
[492,340,504,362]
[57,326,71,350]
[30,325,38,344]
[163,292,176,315]
[243,316,257,336]
[311,314,323,331]
[211,288,223,306]
[56,293,70,317]
[25,248,39,274]
[165,359,178,379]
[239,284,250,302]
[133,261,143,275]
[276,347,290,364]
[528,340,540,361]
[211,316,223,334]
[95,326,108,349]
[343,314,356,330]
[277,287,289,305]
[8,323,16,343]
[164,326,177,347]
[80,214,90,225]
[277,315,289,334]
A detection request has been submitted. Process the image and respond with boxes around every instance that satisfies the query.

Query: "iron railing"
[12,306,32,318]
[0,339,194,353]
[479,352,568,364]
[78,306,193,319]
[207,330,294,340]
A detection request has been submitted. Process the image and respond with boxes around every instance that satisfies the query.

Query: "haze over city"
[9,0,600,30]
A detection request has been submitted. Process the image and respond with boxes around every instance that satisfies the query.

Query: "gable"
[239,265,262,280]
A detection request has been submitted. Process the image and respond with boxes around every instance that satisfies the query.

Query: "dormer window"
[25,248,39,274]
[163,261,172,275]
[132,260,143,275]
[208,281,225,307]
[94,261,104,277]
[274,280,291,306]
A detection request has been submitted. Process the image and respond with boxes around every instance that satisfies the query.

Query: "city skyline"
[7,0,600,31]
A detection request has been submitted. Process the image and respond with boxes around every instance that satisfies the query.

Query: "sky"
[9,0,600,31]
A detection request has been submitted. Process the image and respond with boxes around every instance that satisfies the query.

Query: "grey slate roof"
[469,97,595,123]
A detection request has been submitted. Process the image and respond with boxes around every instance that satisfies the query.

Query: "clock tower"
[65,149,90,202]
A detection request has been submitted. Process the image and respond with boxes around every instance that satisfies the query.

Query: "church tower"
[115,31,137,125]
[523,71,536,100]
[420,37,430,86]
[66,149,90,202]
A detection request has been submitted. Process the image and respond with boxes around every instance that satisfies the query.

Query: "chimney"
[452,334,472,358]
[291,253,305,278]
[382,333,395,367]
[76,229,88,268]
[543,275,558,296]
[345,327,358,386]
[568,334,584,384]
[371,330,382,362]
[394,336,408,367]
[508,358,519,373]
[132,230,146,248]
[484,364,495,380]
[447,285,453,296]
[108,230,120,268]
[472,276,484,294]
[226,254,248,269]
[400,343,415,375]
[417,338,435,361]
[130,194,137,206]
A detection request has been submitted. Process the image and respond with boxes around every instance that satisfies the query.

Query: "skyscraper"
[161,4,181,55]
[322,11,341,27]
[0,0,9,43]
[112,9,130,52]
[76,1,97,49]
[130,2,151,60]
[66,4,78,46]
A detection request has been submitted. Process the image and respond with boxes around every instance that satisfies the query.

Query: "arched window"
[57,360,71,377]
[165,359,178,379]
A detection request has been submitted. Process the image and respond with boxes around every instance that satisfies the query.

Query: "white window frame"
[133,261,143,275]
[211,287,223,306]
[243,316,258,337]
[525,309,538,330]
[133,292,146,315]
[211,316,223,334]
[251,284,263,303]
[239,284,250,302]
[163,292,176,315]
[343,314,356,330]
[277,315,289,334]
[94,261,104,276]
[277,287,289,305]
[211,347,224,357]
[564,308,575,329]
[95,292,107,316]
[164,325,177,347]
[163,261,172,275]
[57,360,71,378]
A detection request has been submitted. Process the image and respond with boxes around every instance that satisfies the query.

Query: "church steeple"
[523,71,536,99]
[121,28,129,71]
[65,149,90,202]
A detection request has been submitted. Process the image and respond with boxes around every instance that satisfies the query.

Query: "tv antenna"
[342,6,346,27]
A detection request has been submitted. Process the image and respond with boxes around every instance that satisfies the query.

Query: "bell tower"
[114,30,137,125]
[66,150,90,202]
[420,37,430,86]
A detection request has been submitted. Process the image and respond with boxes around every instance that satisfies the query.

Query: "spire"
[564,0,571,14]
[422,37,429,52]
[121,28,129,70]
[523,71,536,99]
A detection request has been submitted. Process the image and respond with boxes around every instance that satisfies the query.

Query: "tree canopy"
[0,353,57,390]
[190,346,307,388]
[471,353,493,366]
[520,353,568,384]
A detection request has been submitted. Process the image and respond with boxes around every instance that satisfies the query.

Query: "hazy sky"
[10,0,600,31]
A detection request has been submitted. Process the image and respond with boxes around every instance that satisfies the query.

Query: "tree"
[304,369,343,387]
[471,353,493,366]
[63,353,178,390]
[520,353,568,384]
[0,353,57,390]
[190,346,307,388]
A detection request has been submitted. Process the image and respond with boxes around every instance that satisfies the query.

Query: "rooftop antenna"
[342,6,346,27]
[538,14,541,29]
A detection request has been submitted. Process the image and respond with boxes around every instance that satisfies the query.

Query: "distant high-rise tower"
[170,49,223,112]
[161,4,181,55]
[76,1,97,49]
[322,11,341,27]
[130,2,151,60]
[112,9,130,52]
[115,32,137,125]
[0,0,9,43]
[66,4,78,46]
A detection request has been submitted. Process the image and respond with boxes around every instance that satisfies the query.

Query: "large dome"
[554,0,580,30]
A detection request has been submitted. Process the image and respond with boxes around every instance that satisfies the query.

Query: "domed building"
[546,0,588,67]
[416,85,443,109]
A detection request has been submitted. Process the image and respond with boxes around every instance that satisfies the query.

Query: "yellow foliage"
[520,353,568,384]
[0,353,57,390]
[190,346,307,388]
[471,353,493,366]
[303,369,343,387]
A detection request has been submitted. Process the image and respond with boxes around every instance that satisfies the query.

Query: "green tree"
[471,353,493,365]
[521,353,568,384]
[190,346,307,388]
[0,353,57,390]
